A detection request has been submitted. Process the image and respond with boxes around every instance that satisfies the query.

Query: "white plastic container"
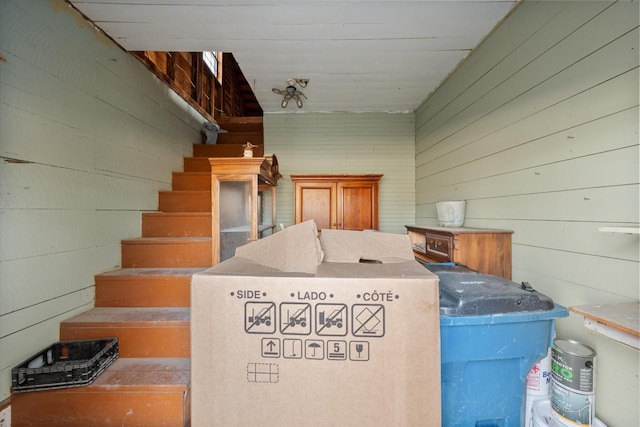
[436,201,466,227]
[525,348,553,427]
[531,399,606,427]
[528,348,552,396]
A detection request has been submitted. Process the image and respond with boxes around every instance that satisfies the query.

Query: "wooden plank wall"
[414,2,639,425]
[0,0,202,402]
[133,51,264,119]
[264,112,415,234]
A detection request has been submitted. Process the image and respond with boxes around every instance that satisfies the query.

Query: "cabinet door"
[295,182,337,231]
[338,182,378,230]
[218,180,253,262]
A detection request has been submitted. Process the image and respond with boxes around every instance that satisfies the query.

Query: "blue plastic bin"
[423,263,569,427]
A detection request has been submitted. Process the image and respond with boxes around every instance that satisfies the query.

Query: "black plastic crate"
[11,337,118,392]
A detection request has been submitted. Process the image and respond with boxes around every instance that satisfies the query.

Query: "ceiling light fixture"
[273,78,309,108]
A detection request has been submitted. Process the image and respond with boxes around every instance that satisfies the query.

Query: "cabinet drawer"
[425,233,453,261]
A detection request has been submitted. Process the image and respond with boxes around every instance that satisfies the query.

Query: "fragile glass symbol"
[349,341,369,361]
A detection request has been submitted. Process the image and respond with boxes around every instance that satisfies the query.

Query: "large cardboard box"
[191,221,441,426]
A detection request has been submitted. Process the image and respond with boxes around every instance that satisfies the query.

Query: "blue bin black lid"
[421,263,555,316]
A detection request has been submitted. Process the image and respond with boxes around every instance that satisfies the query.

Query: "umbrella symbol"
[308,342,322,357]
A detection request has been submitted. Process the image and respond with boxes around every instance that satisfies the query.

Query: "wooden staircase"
[11,117,264,426]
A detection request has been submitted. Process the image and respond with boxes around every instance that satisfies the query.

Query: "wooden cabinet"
[210,157,279,264]
[406,225,513,279]
[291,174,382,231]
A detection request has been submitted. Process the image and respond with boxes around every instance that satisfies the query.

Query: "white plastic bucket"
[528,348,552,395]
[531,399,606,427]
[435,201,466,227]
[525,348,553,427]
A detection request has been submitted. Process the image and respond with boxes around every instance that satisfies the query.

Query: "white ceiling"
[68,0,518,113]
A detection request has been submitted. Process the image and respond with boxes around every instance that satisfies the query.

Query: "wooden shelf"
[569,302,640,350]
[222,224,275,233]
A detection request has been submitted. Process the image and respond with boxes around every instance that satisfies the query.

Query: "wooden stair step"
[11,358,190,427]
[142,212,212,237]
[193,143,264,158]
[215,132,264,145]
[216,116,263,133]
[95,268,205,307]
[158,190,210,212]
[172,171,211,191]
[121,237,212,268]
[183,157,210,172]
[60,307,190,358]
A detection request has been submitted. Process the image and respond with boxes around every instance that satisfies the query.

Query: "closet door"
[337,181,378,231]
[294,182,337,231]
